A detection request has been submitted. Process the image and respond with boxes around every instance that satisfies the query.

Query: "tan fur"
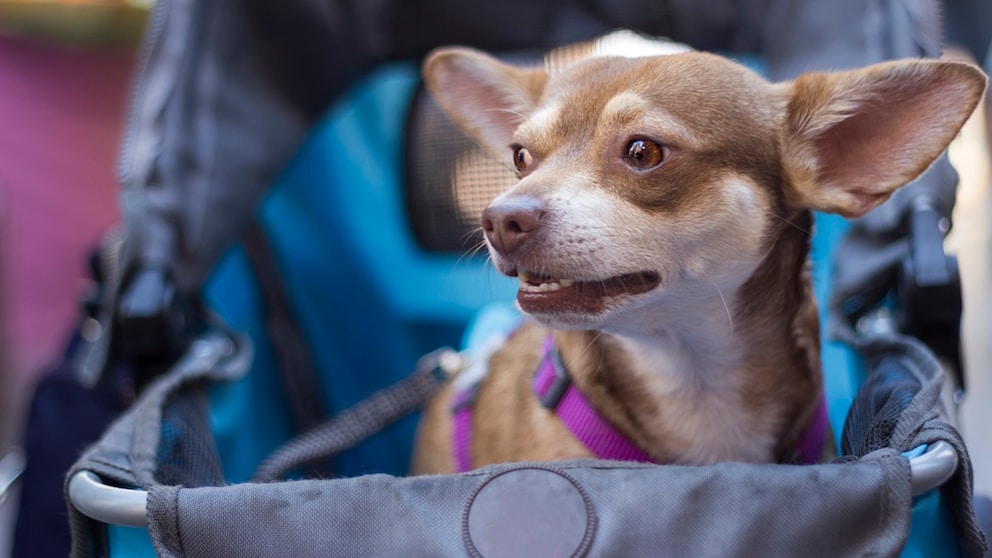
[411,43,987,475]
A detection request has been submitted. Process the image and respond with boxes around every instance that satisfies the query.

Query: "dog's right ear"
[423,47,548,156]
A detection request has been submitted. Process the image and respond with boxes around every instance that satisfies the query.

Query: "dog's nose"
[481,198,547,255]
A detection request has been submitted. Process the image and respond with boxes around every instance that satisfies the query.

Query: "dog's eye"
[512,145,533,173]
[625,139,669,170]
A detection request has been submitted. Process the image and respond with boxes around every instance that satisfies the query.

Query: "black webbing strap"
[242,220,327,433]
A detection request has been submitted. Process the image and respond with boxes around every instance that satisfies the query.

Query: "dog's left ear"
[782,60,987,218]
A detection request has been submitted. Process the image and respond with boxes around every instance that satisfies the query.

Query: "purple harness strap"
[531,335,655,463]
[452,334,830,471]
[794,395,830,465]
[452,387,477,473]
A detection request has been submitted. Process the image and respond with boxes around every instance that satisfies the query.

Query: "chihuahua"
[411,37,986,474]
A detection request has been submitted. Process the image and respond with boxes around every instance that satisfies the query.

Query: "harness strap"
[451,334,655,472]
[532,336,655,463]
[451,334,831,472]
[794,396,830,465]
[452,387,477,473]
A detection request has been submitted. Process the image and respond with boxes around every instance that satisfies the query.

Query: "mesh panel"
[156,384,226,487]
[405,87,516,253]
[841,358,921,456]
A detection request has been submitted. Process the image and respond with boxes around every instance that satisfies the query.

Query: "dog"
[411,36,986,474]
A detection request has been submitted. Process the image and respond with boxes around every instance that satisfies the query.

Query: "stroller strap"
[252,348,464,482]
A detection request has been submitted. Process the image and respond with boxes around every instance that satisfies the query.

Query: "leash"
[253,347,465,482]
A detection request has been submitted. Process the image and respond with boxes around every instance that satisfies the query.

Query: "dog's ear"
[423,47,547,156]
[782,60,987,218]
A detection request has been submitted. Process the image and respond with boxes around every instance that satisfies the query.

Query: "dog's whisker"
[709,279,734,339]
[483,107,528,120]
[459,226,485,245]
[467,238,489,258]
[453,238,489,267]
[772,213,812,236]
[575,331,606,381]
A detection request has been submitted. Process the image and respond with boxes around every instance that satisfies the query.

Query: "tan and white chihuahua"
[412,39,986,474]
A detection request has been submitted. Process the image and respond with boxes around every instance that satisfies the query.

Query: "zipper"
[117,0,170,190]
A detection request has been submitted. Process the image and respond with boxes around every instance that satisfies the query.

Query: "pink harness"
[452,334,830,471]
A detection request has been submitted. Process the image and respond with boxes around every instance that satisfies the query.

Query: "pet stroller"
[58,0,988,556]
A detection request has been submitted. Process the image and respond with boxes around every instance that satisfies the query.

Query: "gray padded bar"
[67,441,958,528]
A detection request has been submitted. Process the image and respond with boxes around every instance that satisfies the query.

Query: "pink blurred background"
[0,35,133,446]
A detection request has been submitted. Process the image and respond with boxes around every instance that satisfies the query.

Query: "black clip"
[537,351,573,410]
[896,197,963,387]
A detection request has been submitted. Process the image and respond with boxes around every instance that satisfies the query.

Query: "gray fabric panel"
[147,455,911,558]
[913,421,989,558]
[831,328,990,556]
[119,0,312,293]
[67,408,142,558]
[761,0,942,80]
[67,332,251,558]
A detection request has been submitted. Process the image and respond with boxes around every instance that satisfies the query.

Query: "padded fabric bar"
[147,454,911,558]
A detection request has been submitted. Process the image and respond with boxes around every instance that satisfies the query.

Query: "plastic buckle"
[537,351,572,410]
[896,198,963,383]
[417,347,466,385]
[115,267,196,387]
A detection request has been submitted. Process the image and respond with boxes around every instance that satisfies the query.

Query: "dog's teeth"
[517,274,574,293]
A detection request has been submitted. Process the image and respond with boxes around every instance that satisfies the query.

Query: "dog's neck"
[555,211,821,464]
[604,287,746,379]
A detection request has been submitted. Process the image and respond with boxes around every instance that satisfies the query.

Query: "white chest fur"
[610,299,779,464]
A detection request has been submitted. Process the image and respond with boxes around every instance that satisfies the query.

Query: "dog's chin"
[509,269,661,329]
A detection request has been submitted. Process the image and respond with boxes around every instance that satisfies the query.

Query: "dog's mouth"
[512,269,661,314]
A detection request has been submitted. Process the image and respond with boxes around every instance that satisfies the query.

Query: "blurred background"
[0,1,990,556]
[0,2,149,556]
